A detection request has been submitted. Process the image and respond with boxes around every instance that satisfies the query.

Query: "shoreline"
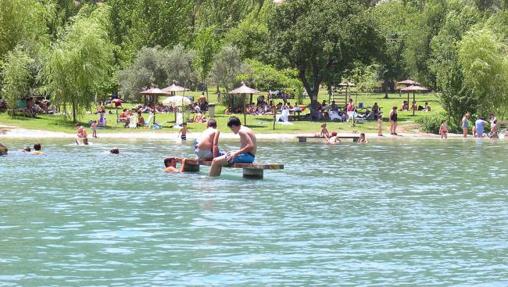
[1,125,503,141]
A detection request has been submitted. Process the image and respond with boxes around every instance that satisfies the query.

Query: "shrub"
[416,113,459,134]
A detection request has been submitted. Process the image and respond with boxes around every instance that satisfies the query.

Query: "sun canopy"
[162,83,188,93]
[229,83,260,95]
[400,85,428,92]
[397,79,421,86]
[140,88,169,95]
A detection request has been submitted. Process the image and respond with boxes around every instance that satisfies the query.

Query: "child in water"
[358,133,368,144]
[318,123,330,138]
[439,121,448,139]
[325,132,341,144]
[178,123,188,141]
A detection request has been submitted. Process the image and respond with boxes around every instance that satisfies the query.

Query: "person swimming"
[163,157,188,173]
[110,148,120,154]
[32,143,44,155]
[358,133,368,144]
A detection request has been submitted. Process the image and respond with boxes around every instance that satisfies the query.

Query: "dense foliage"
[0,0,506,122]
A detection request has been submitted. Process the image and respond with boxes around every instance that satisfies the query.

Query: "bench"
[297,135,360,143]
[176,158,284,179]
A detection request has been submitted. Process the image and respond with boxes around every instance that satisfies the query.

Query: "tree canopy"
[0,0,506,121]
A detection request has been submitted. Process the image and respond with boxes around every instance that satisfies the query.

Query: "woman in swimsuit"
[389,106,398,135]
[461,112,470,138]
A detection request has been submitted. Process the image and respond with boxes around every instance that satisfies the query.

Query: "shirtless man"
[76,124,89,145]
[209,117,257,177]
[195,119,221,161]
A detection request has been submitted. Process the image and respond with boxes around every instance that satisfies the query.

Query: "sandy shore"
[2,125,500,141]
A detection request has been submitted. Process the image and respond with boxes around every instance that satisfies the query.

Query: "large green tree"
[267,0,382,117]
[1,46,35,114]
[41,5,114,122]
[0,0,49,59]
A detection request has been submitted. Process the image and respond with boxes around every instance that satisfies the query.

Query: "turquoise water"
[0,138,507,286]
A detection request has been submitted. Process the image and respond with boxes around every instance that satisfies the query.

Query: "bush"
[416,113,459,134]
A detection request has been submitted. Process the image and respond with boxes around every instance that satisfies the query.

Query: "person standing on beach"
[209,117,256,177]
[389,106,398,135]
[91,120,98,138]
[439,120,448,139]
[461,112,470,138]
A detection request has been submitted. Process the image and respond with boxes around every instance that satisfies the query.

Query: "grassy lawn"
[0,91,443,134]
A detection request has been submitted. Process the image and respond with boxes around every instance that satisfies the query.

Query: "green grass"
[0,91,443,134]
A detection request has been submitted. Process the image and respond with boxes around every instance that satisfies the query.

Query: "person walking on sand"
[91,120,98,138]
[194,119,221,161]
[209,117,256,177]
[439,120,448,139]
[389,106,398,135]
[461,112,470,138]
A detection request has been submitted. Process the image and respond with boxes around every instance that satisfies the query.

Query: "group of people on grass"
[400,101,432,112]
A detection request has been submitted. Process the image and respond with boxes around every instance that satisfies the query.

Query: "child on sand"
[358,133,368,144]
[318,123,330,138]
[389,106,398,135]
[439,121,448,139]
[91,120,98,138]
[178,123,188,141]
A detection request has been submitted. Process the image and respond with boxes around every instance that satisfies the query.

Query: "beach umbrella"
[400,85,429,116]
[162,83,189,94]
[162,96,192,107]
[140,88,170,123]
[229,82,260,126]
[397,79,421,87]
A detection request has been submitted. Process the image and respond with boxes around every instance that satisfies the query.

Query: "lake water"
[0,138,507,286]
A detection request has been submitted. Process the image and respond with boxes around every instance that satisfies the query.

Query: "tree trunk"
[383,79,389,99]
[72,100,77,123]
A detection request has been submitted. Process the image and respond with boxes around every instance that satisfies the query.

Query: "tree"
[459,27,508,116]
[118,46,167,100]
[267,0,382,118]
[193,26,219,93]
[210,45,243,92]
[1,46,35,115]
[430,4,482,121]
[163,44,197,88]
[238,59,304,100]
[41,5,114,122]
[371,0,411,98]
[0,0,49,59]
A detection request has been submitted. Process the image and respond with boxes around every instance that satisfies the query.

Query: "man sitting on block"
[209,116,257,177]
[194,119,221,161]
